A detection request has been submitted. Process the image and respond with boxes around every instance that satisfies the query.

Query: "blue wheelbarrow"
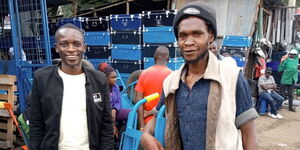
[154,104,166,147]
[119,93,160,150]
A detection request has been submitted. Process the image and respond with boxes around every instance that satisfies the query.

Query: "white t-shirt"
[58,68,89,150]
[222,56,238,67]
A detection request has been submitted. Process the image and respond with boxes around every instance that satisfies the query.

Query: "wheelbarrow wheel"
[126,70,143,104]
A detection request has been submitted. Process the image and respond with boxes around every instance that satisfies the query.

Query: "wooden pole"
[126,0,130,14]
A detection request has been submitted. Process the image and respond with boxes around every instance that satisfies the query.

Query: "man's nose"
[184,35,195,46]
[66,44,76,52]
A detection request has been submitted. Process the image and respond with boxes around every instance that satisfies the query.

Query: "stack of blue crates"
[83,17,111,67]
[220,36,252,67]
[110,14,143,83]
[142,10,184,70]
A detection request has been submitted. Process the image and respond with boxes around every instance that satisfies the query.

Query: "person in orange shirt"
[135,46,172,130]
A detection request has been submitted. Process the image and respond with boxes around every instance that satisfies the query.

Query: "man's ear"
[54,43,59,53]
[83,43,87,53]
[209,32,215,44]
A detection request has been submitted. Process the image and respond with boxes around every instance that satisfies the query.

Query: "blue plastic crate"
[143,26,176,44]
[222,36,252,47]
[57,17,84,29]
[112,59,142,74]
[142,10,177,27]
[232,56,245,67]
[111,44,143,60]
[84,31,110,46]
[167,57,185,70]
[82,17,110,32]
[144,57,184,70]
[87,58,111,69]
[50,36,55,48]
[143,57,155,69]
[110,14,142,31]
[143,43,180,58]
[85,46,111,59]
[111,30,142,44]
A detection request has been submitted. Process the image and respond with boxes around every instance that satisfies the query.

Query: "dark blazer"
[29,62,113,150]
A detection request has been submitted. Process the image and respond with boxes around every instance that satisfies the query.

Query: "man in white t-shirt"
[29,24,113,150]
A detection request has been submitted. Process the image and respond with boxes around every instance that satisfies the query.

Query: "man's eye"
[74,42,83,47]
[60,43,68,47]
[179,34,187,38]
[194,32,202,37]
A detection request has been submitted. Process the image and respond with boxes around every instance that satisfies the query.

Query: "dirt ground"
[256,106,300,150]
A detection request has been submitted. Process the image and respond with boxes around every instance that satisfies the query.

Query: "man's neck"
[155,60,168,66]
[187,55,208,77]
[60,64,83,75]
[184,55,208,89]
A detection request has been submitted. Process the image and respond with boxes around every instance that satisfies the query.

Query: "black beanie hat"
[173,1,217,40]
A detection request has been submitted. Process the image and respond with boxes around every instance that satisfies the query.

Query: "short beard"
[182,50,209,64]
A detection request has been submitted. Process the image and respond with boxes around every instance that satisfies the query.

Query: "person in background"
[29,24,113,150]
[221,51,238,67]
[98,62,131,139]
[258,67,284,119]
[135,46,172,131]
[208,41,221,60]
[254,48,267,80]
[279,48,299,112]
[141,2,258,150]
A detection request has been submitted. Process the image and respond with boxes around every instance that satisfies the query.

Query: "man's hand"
[271,83,277,90]
[141,132,165,150]
[280,54,288,63]
[113,125,119,139]
[144,110,154,118]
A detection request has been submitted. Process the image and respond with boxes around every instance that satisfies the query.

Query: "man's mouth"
[66,55,78,60]
[183,50,196,55]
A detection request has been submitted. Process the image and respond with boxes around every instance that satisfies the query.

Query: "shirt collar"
[180,51,221,83]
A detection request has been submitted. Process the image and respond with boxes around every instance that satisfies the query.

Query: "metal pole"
[8,0,27,113]
[40,0,52,66]
[8,0,20,67]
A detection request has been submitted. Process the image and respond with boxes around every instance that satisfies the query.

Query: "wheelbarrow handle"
[132,93,160,112]
[145,93,160,103]
[126,93,160,129]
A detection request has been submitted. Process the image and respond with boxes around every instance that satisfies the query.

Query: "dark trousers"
[280,84,295,109]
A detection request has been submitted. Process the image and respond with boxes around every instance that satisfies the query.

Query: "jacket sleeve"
[114,86,121,111]
[29,74,45,150]
[278,60,287,72]
[100,81,114,149]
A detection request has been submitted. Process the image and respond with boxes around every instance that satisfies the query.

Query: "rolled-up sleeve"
[235,72,259,128]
